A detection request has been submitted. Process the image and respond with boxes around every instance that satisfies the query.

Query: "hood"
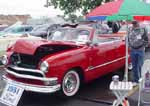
[13,39,80,55]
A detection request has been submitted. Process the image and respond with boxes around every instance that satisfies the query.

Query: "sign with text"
[0,82,24,106]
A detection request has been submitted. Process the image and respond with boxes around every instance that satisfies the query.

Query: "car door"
[97,37,119,73]
[87,30,117,79]
[113,37,126,69]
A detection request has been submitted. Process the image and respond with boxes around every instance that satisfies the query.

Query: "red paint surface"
[5,28,127,87]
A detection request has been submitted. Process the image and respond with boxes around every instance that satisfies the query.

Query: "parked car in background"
[0,33,41,57]
[0,25,33,36]
[140,21,150,49]
[0,24,8,31]
[30,24,61,38]
[146,25,150,49]
[0,24,36,56]
[1,25,128,97]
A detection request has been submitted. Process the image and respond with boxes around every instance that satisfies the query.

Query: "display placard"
[0,82,24,106]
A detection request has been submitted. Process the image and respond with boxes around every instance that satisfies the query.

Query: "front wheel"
[62,70,80,97]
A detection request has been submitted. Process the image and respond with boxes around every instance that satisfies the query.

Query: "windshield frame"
[48,27,91,44]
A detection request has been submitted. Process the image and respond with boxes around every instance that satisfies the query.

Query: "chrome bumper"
[3,75,61,93]
[5,68,57,82]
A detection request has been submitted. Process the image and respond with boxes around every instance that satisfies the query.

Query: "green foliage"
[50,0,81,14]
[57,14,84,23]
[49,0,110,15]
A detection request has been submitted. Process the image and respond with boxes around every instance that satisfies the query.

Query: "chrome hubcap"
[64,74,77,93]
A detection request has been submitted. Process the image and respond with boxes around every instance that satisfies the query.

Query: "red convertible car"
[1,26,127,97]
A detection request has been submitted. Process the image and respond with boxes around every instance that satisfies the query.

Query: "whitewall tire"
[62,70,80,97]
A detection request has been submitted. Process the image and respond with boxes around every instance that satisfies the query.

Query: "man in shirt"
[128,20,148,85]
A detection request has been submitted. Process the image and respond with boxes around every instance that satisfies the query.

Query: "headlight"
[40,61,49,73]
[1,55,8,65]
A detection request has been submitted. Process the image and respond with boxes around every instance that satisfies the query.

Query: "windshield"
[119,25,127,32]
[48,28,90,43]
[3,26,22,33]
[3,21,23,33]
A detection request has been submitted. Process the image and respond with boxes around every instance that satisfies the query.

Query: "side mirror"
[86,41,98,47]
[86,41,92,46]
[93,43,98,46]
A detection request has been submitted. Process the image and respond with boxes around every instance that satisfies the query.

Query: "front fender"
[44,50,90,83]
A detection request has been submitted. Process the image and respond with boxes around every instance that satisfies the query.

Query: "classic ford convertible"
[1,26,127,97]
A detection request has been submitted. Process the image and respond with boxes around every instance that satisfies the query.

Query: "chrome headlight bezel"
[40,61,49,73]
[1,55,8,65]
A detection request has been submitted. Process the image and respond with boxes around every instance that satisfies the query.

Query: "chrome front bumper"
[5,67,56,82]
[3,75,61,93]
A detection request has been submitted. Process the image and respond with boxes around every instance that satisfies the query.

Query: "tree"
[48,0,110,16]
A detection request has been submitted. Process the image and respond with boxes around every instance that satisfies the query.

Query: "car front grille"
[7,66,44,78]
[10,53,39,69]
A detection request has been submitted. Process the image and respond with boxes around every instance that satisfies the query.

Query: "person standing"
[112,21,121,33]
[128,20,148,85]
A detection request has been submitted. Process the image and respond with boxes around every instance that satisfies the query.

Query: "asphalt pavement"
[0,49,150,106]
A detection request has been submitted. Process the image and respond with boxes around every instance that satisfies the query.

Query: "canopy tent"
[86,16,107,21]
[86,0,123,17]
[86,0,150,21]
[86,0,150,81]
[106,14,133,21]
[106,15,150,21]
[134,16,150,21]
[117,0,150,16]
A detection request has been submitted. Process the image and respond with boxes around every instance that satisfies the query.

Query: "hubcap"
[64,73,77,93]
[62,71,80,96]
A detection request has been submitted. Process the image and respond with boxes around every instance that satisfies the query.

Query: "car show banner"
[0,82,24,106]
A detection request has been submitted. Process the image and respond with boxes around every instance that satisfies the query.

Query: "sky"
[0,0,63,18]
[0,0,150,18]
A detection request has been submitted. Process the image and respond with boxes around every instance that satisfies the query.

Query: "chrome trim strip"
[6,69,57,82]
[3,75,61,93]
[87,56,125,71]
[8,66,45,77]
[98,39,122,45]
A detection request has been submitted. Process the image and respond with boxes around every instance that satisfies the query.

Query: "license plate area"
[0,82,24,106]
